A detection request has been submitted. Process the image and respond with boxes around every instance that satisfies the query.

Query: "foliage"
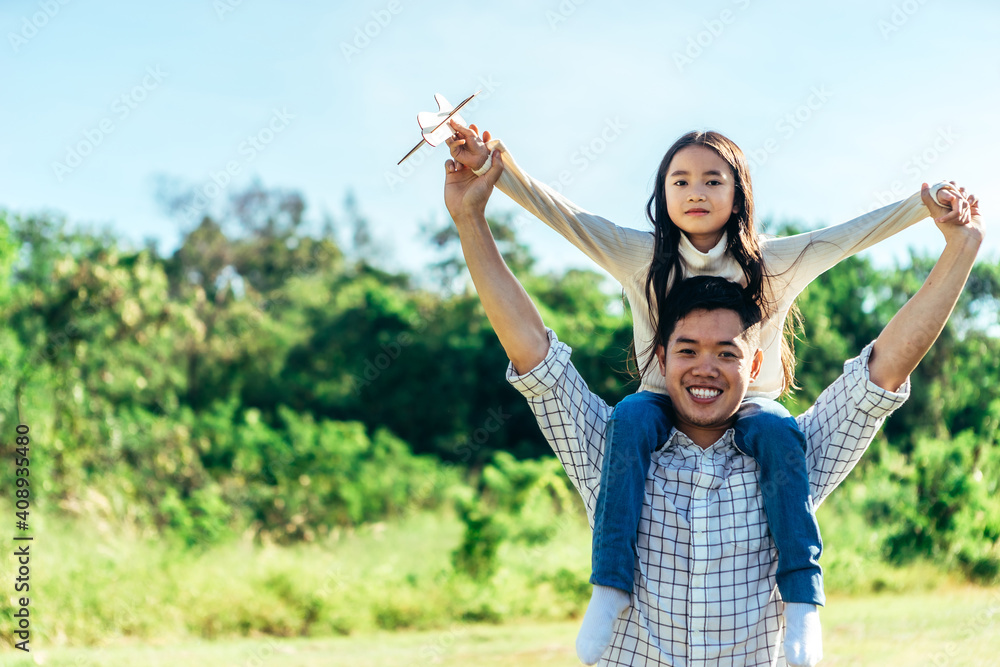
[0,190,997,595]
[880,430,1000,581]
[452,452,578,580]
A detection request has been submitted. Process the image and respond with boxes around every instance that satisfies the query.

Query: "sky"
[2,0,997,281]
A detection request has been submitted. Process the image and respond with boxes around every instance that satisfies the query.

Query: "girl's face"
[664,145,739,252]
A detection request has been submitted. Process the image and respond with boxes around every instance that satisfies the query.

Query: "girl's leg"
[590,390,675,591]
[733,397,824,606]
[579,390,674,664]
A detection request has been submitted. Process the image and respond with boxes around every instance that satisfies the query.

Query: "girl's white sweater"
[489,139,947,399]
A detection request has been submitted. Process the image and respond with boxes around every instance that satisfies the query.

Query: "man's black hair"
[657,276,763,347]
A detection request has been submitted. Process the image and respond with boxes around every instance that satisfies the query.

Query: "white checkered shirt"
[506,329,909,666]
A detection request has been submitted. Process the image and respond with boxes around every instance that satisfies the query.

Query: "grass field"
[3,586,997,666]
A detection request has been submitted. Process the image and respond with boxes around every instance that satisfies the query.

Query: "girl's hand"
[446,120,491,171]
[925,182,984,246]
[922,181,970,225]
[444,150,504,223]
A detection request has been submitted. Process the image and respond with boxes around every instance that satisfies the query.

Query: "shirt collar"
[662,426,739,454]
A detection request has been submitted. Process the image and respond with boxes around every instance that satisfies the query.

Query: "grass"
[820,587,1000,666]
[0,504,595,648]
[1,586,998,666]
[0,498,989,661]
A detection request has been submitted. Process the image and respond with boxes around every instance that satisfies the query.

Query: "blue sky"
[2,0,997,279]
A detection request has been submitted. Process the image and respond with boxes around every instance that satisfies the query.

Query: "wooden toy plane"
[397,90,480,165]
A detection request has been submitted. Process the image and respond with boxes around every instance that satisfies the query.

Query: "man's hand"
[446,120,492,171]
[444,150,504,224]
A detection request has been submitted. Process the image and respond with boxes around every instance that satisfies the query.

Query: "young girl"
[447,122,955,666]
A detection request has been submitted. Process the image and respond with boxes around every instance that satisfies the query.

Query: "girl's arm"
[447,122,652,284]
[762,182,958,302]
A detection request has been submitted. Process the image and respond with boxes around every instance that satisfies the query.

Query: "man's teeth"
[689,387,721,399]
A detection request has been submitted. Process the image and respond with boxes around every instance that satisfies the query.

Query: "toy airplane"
[397,90,480,165]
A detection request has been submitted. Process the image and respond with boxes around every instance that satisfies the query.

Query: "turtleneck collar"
[678,231,729,267]
[675,231,745,286]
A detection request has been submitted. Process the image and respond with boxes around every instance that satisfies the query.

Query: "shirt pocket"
[722,470,770,553]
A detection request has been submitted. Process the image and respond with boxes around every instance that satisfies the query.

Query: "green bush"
[451,452,581,582]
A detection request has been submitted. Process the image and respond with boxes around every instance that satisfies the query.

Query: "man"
[443,149,982,666]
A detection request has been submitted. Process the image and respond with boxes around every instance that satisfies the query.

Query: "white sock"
[784,602,823,667]
[576,585,630,665]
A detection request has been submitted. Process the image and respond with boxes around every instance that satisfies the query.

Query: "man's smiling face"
[656,308,762,448]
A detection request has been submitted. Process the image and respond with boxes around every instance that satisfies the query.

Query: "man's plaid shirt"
[507,329,909,666]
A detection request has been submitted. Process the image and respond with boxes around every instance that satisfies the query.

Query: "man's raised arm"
[443,150,549,373]
[869,185,984,391]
